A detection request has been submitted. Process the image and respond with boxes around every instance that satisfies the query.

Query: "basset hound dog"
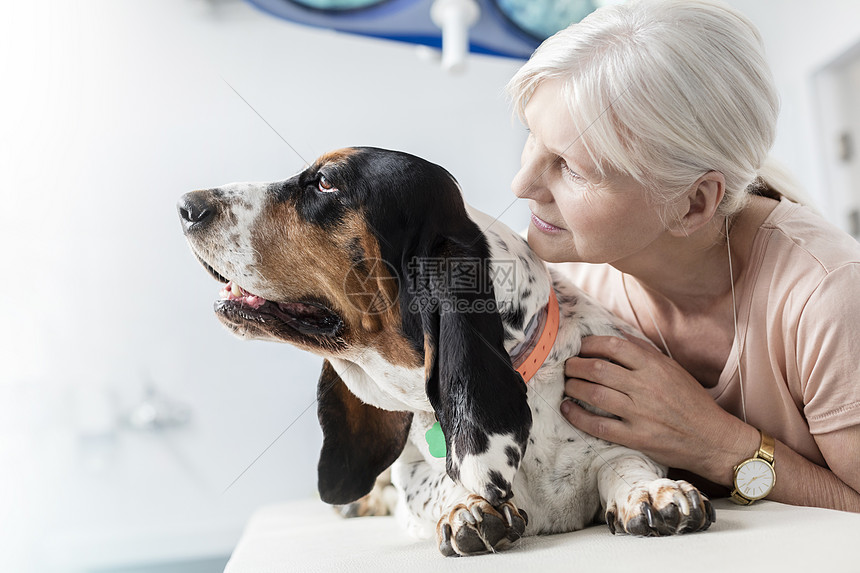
[178,147,714,557]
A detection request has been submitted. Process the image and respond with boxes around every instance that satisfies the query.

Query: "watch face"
[736,459,775,499]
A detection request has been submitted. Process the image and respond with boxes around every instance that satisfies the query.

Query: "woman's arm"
[561,335,860,512]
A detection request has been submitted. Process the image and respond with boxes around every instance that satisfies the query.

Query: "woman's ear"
[668,171,725,236]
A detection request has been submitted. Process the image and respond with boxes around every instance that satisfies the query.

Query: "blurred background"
[1,0,858,571]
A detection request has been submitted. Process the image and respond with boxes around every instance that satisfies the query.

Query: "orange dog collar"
[512,289,559,383]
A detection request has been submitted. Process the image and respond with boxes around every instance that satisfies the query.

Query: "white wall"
[813,41,860,236]
[724,0,860,224]
[0,1,525,570]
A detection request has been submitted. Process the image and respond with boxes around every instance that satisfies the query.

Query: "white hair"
[507,0,805,217]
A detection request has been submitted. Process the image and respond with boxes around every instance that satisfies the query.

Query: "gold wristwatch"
[731,429,776,505]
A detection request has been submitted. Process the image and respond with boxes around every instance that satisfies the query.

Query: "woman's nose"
[512,153,552,201]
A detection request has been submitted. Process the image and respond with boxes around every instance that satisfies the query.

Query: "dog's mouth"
[190,251,344,337]
[215,281,344,337]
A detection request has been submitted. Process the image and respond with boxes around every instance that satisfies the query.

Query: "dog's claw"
[606,508,618,535]
[502,504,527,542]
[439,523,456,557]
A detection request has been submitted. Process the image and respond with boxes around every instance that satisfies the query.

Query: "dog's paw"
[334,470,398,518]
[606,479,715,536]
[436,495,528,557]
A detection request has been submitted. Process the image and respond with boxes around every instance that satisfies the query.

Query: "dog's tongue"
[220,282,266,309]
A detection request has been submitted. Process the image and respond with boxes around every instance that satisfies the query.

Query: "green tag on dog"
[425,421,447,458]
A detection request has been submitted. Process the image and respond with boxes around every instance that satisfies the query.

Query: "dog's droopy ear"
[316,360,413,505]
[408,237,532,506]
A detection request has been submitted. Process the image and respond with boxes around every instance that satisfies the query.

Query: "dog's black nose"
[178,192,216,232]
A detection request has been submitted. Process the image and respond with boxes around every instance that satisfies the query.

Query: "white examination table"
[225,497,860,572]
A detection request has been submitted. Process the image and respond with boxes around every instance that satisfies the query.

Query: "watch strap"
[757,430,775,465]
[730,489,755,505]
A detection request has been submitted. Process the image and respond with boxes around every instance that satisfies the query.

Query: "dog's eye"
[318,175,337,193]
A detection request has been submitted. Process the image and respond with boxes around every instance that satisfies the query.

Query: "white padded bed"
[225,497,860,572]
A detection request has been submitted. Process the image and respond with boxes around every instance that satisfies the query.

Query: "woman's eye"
[318,175,337,192]
[559,160,583,182]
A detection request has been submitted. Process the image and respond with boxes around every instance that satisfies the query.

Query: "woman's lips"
[530,212,564,233]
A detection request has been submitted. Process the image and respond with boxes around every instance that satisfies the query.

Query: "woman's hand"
[561,335,758,486]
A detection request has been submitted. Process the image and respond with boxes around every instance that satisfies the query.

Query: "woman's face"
[512,80,672,265]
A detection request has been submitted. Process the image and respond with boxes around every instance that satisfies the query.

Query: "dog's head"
[179,147,531,505]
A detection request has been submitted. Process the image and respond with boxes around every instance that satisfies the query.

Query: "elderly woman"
[507,0,860,511]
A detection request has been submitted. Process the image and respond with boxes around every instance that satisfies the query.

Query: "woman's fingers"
[576,335,655,370]
[564,377,631,418]
[560,398,626,443]
[561,335,674,449]
[565,354,622,386]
